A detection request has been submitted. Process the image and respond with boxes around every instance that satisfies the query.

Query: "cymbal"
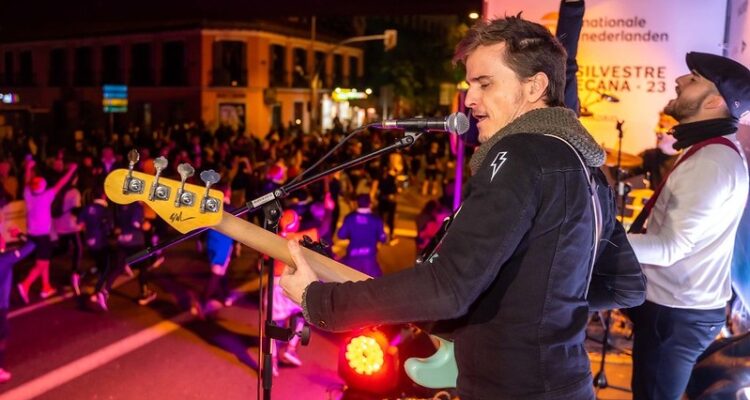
[604,148,642,168]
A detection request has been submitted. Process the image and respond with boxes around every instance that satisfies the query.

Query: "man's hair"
[356,194,371,209]
[453,15,567,107]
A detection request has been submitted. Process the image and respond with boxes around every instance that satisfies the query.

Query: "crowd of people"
[0,112,458,382]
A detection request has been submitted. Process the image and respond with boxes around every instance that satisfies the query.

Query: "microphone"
[381,112,470,135]
[599,92,620,103]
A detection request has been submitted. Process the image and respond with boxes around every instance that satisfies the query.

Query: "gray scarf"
[469,107,606,175]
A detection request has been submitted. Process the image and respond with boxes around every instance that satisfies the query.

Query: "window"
[271,104,282,129]
[269,44,286,87]
[19,51,33,86]
[74,46,94,86]
[101,45,122,84]
[292,48,307,88]
[211,40,247,87]
[49,48,68,86]
[348,56,359,87]
[131,43,153,86]
[161,41,186,86]
[293,101,304,125]
[314,51,326,87]
[332,54,343,88]
[3,52,13,86]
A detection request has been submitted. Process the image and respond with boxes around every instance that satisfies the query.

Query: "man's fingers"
[287,239,304,267]
[281,264,296,276]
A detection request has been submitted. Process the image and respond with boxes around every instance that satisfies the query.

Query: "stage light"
[345,335,385,375]
[337,325,445,398]
[338,328,400,395]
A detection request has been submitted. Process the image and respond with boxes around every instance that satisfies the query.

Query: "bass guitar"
[104,162,458,389]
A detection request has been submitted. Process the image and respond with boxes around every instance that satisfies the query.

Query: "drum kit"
[603,147,642,169]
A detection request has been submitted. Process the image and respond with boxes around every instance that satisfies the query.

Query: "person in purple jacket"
[77,187,113,304]
[337,194,387,277]
[0,229,35,383]
[93,201,155,310]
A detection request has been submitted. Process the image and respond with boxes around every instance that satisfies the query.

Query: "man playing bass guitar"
[281,15,645,400]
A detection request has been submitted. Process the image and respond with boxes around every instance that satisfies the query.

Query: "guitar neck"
[215,212,371,283]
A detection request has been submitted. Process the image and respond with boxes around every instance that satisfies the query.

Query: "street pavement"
[1,183,634,399]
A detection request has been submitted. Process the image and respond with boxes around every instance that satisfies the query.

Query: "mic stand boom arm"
[125,130,422,266]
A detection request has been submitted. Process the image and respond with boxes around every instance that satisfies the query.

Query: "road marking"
[7,290,73,319]
[0,313,192,400]
[9,275,134,319]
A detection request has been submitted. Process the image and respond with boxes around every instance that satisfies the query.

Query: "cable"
[285,124,377,187]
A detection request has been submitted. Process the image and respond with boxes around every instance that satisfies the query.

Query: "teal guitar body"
[404,335,458,389]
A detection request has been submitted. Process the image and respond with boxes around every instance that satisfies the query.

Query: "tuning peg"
[122,149,144,195]
[199,169,221,213]
[178,163,195,181]
[200,169,220,187]
[174,163,196,208]
[149,156,171,201]
[127,149,140,167]
[153,156,168,173]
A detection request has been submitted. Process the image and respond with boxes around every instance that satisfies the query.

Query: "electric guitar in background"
[103,154,458,390]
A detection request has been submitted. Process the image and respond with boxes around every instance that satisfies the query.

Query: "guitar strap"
[628,136,741,234]
[544,135,603,298]
[418,135,603,299]
[416,211,455,264]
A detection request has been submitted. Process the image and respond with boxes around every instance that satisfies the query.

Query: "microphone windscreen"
[447,112,470,135]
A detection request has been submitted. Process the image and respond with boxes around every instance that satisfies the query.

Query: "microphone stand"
[126,128,426,400]
[592,120,631,396]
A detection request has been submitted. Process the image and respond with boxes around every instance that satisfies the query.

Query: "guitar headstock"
[103,155,224,233]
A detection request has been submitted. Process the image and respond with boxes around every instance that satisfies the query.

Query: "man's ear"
[526,72,549,103]
[702,92,727,112]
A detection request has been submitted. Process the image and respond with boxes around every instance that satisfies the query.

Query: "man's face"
[464,43,529,143]
[664,71,717,123]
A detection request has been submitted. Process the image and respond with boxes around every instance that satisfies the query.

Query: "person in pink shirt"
[16,157,77,303]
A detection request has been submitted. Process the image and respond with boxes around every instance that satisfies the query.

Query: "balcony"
[269,69,288,87]
[211,68,247,87]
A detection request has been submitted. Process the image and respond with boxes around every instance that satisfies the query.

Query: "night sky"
[0,0,483,42]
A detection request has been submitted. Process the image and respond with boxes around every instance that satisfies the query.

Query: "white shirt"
[24,187,56,236]
[627,134,749,309]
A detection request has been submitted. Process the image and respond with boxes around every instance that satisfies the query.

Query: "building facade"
[0,21,364,142]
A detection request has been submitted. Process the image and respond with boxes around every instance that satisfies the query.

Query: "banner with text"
[484,0,727,155]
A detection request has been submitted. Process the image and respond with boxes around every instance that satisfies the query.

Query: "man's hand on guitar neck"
[280,240,320,305]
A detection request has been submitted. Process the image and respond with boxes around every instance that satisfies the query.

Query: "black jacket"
[305,132,644,399]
